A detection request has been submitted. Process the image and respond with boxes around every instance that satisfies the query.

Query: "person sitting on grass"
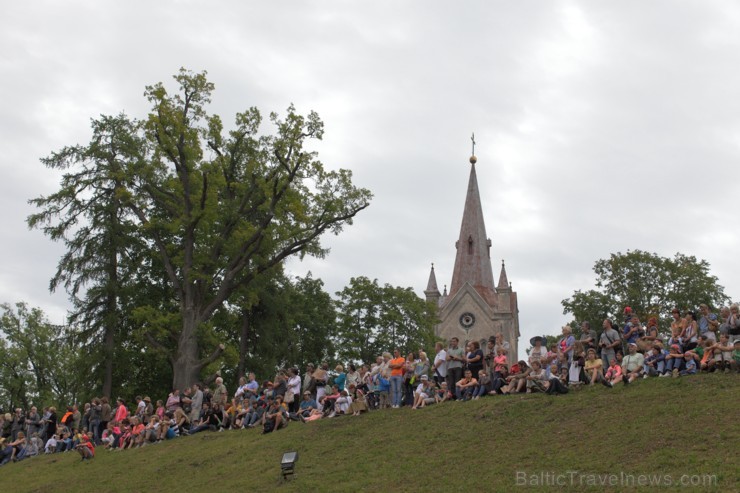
[526,360,548,393]
[732,340,740,372]
[712,334,734,372]
[568,342,586,385]
[130,416,146,448]
[699,338,717,372]
[298,391,318,419]
[190,403,217,434]
[621,343,644,385]
[143,415,159,444]
[680,353,698,376]
[347,384,368,416]
[27,433,43,457]
[329,390,352,417]
[262,397,286,433]
[436,382,450,403]
[243,399,265,429]
[643,346,667,377]
[602,358,623,387]
[319,385,341,414]
[472,369,491,399]
[173,408,190,436]
[75,433,94,461]
[501,361,530,394]
[665,344,684,377]
[412,375,434,409]
[584,348,604,385]
[8,431,26,462]
[455,369,478,400]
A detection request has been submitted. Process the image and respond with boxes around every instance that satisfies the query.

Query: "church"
[424,152,520,359]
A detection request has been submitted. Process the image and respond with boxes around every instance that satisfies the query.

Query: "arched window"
[467,235,473,255]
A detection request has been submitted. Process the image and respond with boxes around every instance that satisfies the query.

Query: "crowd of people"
[1,303,738,466]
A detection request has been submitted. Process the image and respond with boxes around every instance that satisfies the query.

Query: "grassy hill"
[3,374,738,492]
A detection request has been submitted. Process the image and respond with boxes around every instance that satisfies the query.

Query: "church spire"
[424,263,441,304]
[448,154,496,303]
[497,259,510,290]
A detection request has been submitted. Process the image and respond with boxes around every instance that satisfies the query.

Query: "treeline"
[0,274,436,411]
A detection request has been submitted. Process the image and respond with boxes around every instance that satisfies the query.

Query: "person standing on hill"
[114,398,128,424]
[389,349,406,408]
[432,342,447,386]
[599,319,621,372]
[190,384,204,423]
[99,397,112,442]
[212,377,228,408]
[446,338,464,400]
[579,322,597,352]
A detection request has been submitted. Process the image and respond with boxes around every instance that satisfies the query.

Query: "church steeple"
[497,260,510,290]
[448,155,496,304]
[424,263,441,304]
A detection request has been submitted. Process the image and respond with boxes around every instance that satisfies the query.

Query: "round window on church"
[459,312,476,329]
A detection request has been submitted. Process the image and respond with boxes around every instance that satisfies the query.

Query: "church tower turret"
[424,263,441,305]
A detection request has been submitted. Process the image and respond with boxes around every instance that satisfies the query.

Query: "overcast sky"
[2,1,739,360]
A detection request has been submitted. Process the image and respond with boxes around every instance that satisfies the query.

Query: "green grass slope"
[4,374,738,492]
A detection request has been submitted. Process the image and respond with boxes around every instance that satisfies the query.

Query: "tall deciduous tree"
[562,250,729,336]
[335,277,438,364]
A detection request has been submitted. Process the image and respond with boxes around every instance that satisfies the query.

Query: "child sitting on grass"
[602,359,623,387]
[680,354,698,376]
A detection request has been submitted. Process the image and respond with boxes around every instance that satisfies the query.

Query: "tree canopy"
[562,250,729,337]
[334,276,438,364]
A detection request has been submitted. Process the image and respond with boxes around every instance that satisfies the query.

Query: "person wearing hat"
[142,397,153,424]
[528,336,547,368]
[621,343,644,384]
[348,384,368,416]
[411,375,434,409]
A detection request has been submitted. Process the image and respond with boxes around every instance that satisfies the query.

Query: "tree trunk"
[172,311,202,390]
[102,317,115,398]
[102,218,119,398]
[237,309,251,380]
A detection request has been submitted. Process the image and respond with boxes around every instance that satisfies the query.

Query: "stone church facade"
[424,154,520,359]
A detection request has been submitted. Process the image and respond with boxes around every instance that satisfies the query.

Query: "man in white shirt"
[432,342,447,386]
[621,343,645,384]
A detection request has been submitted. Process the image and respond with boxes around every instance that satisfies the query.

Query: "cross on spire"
[471,132,476,156]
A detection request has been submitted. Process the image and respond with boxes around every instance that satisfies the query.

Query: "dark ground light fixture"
[281,451,298,479]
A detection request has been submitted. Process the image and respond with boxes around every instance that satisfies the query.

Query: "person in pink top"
[114,398,128,423]
[602,359,623,387]
[155,400,165,420]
